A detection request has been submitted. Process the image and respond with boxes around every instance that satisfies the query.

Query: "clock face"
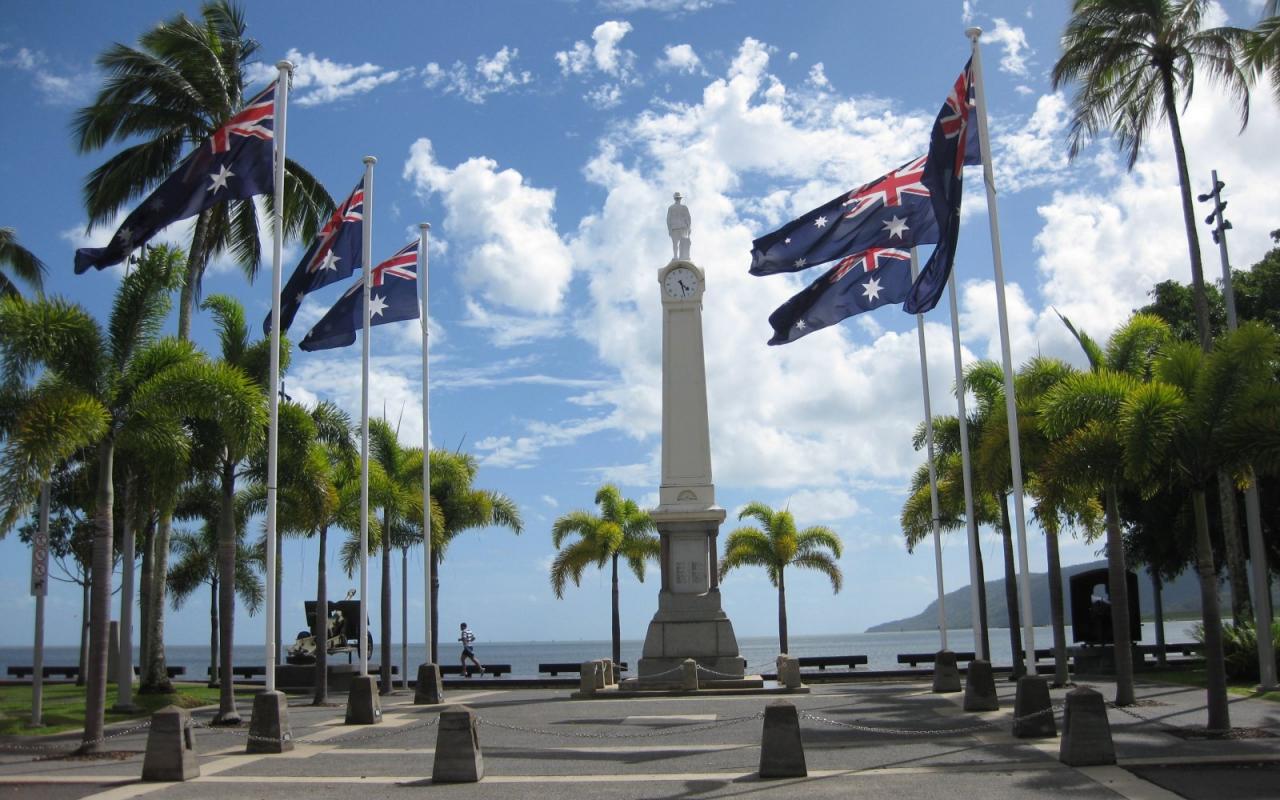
[663,266,700,299]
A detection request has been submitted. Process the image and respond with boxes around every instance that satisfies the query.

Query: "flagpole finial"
[276,60,294,73]
[965,26,983,41]
[420,223,430,232]
[364,155,377,166]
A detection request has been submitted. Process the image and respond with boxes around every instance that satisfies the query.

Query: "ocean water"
[1,620,1201,679]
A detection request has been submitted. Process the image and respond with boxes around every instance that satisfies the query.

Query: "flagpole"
[264,60,292,695]
[948,272,987,661]
[359,156,376,679]
[418,223,432,670]
[911,249,948,651]
[967,28,1036,668]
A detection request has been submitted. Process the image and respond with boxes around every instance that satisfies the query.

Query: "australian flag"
[903,59,975,314]
[767,248,914,344]
[265,178,364,335]
[300,240,420,352]
[749,155,938,276]
[75,83,276,273]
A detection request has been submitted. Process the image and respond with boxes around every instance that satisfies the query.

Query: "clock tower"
[636,239,746,681]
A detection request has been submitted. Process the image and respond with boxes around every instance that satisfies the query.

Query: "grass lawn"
[0,682,256,736]
[1149,669,1280,703]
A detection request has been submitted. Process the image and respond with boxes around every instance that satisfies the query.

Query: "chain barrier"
[476,711,764,740]
[694,664,754,680]
[189,714,440,745]
[0,719,152,757]
[1107,701,1237,738]
[799,703,1063,737]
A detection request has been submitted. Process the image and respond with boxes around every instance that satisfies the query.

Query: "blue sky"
[3,0,1279,650]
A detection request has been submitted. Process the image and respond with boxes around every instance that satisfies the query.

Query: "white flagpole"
[1207,169,1277,690]
[911,249,948,651]
[265,61,292,694]
[948,273,987,660]
[419,223,432,667]
[967,28,1036,669]
[359,156,376,678]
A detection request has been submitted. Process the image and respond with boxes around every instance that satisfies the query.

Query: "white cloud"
[787,52,799,63]
[807,62,830,89]
[598,0,724,12]
[542,495,559,508]
[555,20,640,108]
[781,488,863,523]
[0,44,91,104]
[249,48,407,107]
[656,44,703,75]
[424,46,533,104]
[460,299,565,347]
[402,138,573,316]
[985,18,1031,77]
[992,92,1071,192]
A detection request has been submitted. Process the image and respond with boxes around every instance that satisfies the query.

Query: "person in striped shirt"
[459,622,484,677]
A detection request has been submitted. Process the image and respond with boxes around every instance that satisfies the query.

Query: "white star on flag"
[814,216,828,228]
[794,257,806,268]
[794,319,807,330]
[369,294,388,318]
[316,250,340,272]
[862,276,884,302]
[882,215,909,239]
[208,164,234,193]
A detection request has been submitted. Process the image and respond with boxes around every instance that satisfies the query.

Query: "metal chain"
[694,664,753,680]
[0,719,153,756]
[190,715,440,744]
[799,703,1062,737]
[476,711,763,740]
[1108,702,1237,737]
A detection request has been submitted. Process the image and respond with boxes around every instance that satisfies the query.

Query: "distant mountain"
[865,559,1222,633]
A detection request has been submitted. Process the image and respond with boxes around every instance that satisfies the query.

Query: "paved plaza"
[1,676,1278,800]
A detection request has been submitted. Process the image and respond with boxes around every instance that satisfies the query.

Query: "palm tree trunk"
[611,554,621,665]
[208,577,218,689]
[999,493,1024,677]
[114,473,136,712]
[1104,486,1136,706]
[777,568,789,655]
[1160,67,1212,352]
[314,525,329,705]
[80,438,115,754]
[1216,471,1251,622]
[141,508,173,693]
[1192,490,1231,731]
[176,211,211,341]
[214,458,240,724]
[1045,526,1069,687]
[1152,572,1167,668]
[77,578,89,687]
[430,552,440,664]
[139,512,154,685]
[380,507,392,694]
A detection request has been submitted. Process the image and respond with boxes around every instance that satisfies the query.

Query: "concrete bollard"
[142,705,199,781]
[932,650,962,693]
[579,661,599,694]
[415,663,444,705]
[758,701,806,778]
[963,659,999,711]
[1059,687,1115,766]
[601,659,615,686]
[345,674,382,725]
[432,705,483,783]
[592,660,607,690]
[777,657,802,689]
[1013,676,1057,738]
[680,659,699,691]
[246,690,293,754]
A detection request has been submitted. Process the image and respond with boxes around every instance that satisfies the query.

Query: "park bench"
[207,665,267,680]
[896,648,1060,667]
[539,662,628,676]
[796,655,868,670]
[439,664,511,677]
[6,665,186,679]
[1135,642,1204,659]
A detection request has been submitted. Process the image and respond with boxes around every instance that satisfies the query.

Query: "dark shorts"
[462,647,475,658]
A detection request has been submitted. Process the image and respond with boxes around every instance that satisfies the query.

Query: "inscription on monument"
[670,536,709,594]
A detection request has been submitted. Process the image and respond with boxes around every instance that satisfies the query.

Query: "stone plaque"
[670,535,708,594]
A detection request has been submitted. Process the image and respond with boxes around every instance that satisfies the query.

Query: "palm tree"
[0,253,194,752]
[1040,314,1174,707]
[168,513,264,687]
[1244,2,1280,105]
[550,485,660,665]
[369,418,422,694]
[1122,322,1280,731]
[0,227,47,297]
[73,0,333,339]
[1052,0,1251,353]
[719,502,842,655]
[426,450,522,663]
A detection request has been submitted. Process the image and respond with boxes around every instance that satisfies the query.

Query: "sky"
[2,0,1279,651]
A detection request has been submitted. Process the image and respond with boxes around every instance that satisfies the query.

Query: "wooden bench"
[897,651,976,667]
[539,662,628,676]
[7,665,81,679]
[796,655,868,670]
[1136,642,1204,659]
[440,664,511,677]
[207,665,267,680]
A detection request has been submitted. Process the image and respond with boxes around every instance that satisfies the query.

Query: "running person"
[459,622,484,676]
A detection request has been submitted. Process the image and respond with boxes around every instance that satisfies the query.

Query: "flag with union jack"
[266,177,364,335]
[300,240,420,352]
[903,59,975,314]
[766,246,914,345]
[75,82,277,273]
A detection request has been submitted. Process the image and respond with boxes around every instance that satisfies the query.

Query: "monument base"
[638,589,744,680]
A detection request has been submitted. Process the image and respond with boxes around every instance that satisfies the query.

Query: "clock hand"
[678,280,689,292]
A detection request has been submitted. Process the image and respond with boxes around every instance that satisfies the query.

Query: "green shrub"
[1193,620,1280,681]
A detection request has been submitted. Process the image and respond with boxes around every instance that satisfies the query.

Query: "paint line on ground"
[1074,765,1184,800]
